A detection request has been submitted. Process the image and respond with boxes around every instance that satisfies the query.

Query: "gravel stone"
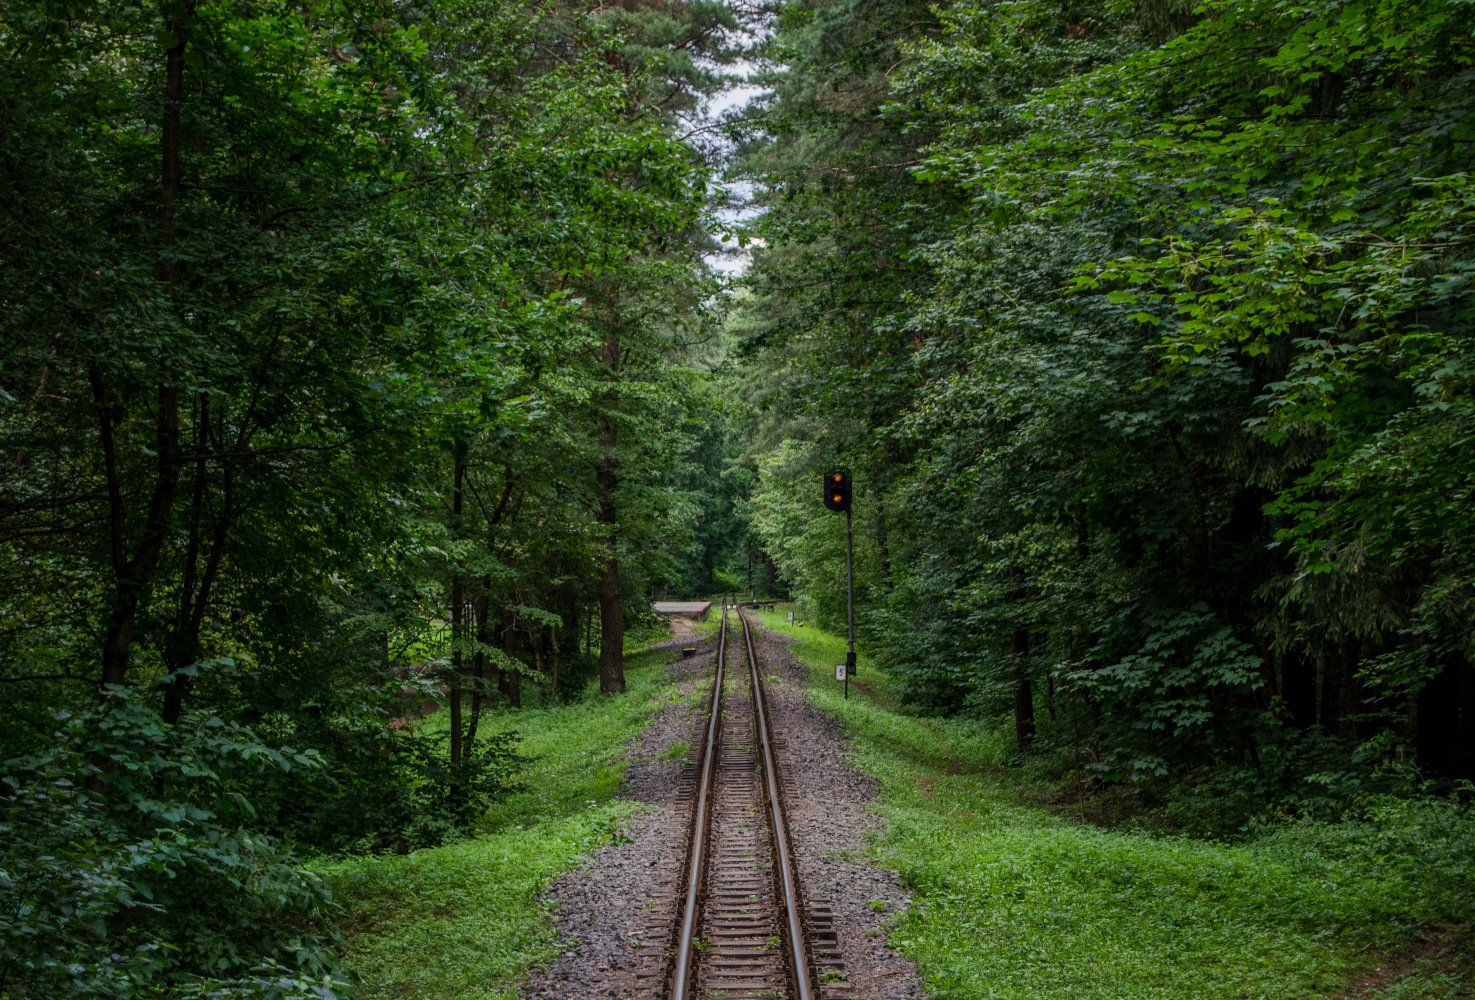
[519,618,929,999]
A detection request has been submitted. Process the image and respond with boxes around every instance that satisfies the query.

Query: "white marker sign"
[788,612,794,622]
[835,663,847,682]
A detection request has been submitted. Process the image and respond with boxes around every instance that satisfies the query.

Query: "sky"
[691,60,770,277]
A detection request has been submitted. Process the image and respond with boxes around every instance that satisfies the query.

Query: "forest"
[1,0,1473,996]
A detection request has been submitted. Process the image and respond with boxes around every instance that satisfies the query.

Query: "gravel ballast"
[520,618,928,999]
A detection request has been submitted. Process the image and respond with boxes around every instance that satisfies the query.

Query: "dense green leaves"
[0,0,729,992]
[736,0,1475,826]
[1,693,342,998]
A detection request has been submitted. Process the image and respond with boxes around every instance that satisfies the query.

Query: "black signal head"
[823,470,851,512]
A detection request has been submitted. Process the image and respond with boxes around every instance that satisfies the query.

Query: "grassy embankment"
[748,606,1472,1000]
[319,622,715,1000]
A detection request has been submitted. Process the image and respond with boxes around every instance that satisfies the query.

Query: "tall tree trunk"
[549,623,560,702]
[505,645,520,708]
[94,7,191,691]
[163,392,220,724]
[1012,627,1035,752]
[1008,567,1035,751]
[466,579,490,751]
[531,633,543,700]
[175,393,209,643]
[598,552,623,693]
[449,455,465,774]
[500,602,522,707]
[475,469,516,710]
[597,334,624,694]
[94,377,182,690]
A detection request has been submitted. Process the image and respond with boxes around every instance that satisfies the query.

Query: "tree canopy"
[0,0,736,993]
[733,0,1475,829]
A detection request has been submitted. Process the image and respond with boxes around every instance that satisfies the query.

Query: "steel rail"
[740,608,815,1000]
[671,605,726,1000]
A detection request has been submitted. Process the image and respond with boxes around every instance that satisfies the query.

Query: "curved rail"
[671,605,726,999]
[740,607,815,1000]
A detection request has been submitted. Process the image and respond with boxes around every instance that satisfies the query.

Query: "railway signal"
[822,470,858,697]
[822,470,851,512]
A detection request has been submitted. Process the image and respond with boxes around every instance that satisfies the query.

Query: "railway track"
[630,605,846,999]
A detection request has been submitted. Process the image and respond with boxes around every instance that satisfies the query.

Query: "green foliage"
[0,693,341,998]
[0,0,736,989]
[321,650,679,1000]
[752,608,1475,1000]
[734,0,1475,826]
[621,603,672,653]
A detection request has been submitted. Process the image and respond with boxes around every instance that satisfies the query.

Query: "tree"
[734,0,1475,828]
[0,0,726,987]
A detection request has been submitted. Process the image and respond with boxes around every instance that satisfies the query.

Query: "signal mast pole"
[845,504,854,700]
[824,469,857,699]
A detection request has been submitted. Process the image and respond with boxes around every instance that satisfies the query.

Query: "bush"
[620,602,671,652]
[265,712,524,855]
[0,695,343,999]
[1257,790,1475,927]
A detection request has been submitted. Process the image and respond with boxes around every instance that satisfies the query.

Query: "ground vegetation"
[749,606,1475,1000]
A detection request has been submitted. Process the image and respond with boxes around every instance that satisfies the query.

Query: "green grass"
[1362,945,1475,1000]
[748,605,1469,1000]
[316,645,685,1000]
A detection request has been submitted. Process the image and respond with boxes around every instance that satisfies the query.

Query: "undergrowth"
[317,645,684,1000]
[749,605,1475,1000]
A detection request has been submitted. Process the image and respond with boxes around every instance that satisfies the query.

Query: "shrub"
[0,695,342,998]
[265,713,525,855]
